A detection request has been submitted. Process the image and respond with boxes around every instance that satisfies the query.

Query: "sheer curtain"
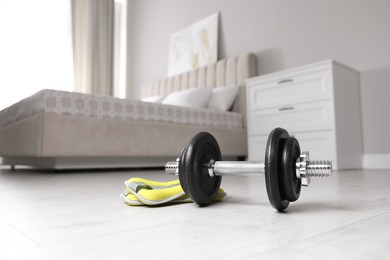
[0,0,74,110]
[71,0,115,96]
[113,0,127,99]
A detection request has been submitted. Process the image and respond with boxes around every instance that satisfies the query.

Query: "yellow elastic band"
[120,177,226,206]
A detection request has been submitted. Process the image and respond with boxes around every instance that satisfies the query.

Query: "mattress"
[0,89,243,129]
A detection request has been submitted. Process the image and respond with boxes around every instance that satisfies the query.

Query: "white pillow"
[141,95,165,103]
[207,85,240,111]
[162,87,213,108]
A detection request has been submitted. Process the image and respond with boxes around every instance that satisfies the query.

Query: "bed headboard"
[141,52,257,127]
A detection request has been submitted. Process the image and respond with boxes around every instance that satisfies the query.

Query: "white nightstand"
[246,60,362,170]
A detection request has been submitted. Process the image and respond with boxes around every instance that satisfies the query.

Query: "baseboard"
[363,154,390,169]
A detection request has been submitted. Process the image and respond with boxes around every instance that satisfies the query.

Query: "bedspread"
[0,89,243,129]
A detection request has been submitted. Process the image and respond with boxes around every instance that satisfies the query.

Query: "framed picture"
[168,12,219,77]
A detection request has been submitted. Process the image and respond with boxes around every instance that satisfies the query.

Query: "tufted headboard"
[141,52,257,127]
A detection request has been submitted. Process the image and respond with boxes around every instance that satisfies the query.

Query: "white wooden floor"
[0,166,389,259]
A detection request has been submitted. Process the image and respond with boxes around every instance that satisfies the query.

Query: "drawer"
[291,131,336,162]
[247,135,268,161]
[248,100,334,136]
[248,70,333,110]
[248,131,336,164]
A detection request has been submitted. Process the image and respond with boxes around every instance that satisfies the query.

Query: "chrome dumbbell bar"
[165,151,332,187]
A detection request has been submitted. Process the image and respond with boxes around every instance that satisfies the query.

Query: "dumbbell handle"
[211,161,265,176]
[165,160,263,176]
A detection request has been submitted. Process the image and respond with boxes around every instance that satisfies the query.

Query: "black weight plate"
[181,132,222,206]
[265,127,290,211]
[178,145,189,195]
[281,136,302,202]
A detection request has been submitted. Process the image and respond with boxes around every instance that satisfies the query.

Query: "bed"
[0,52,257,169]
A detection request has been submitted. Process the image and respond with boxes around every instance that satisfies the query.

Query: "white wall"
[126,0,390,155]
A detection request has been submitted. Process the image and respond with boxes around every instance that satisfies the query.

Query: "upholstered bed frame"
[0,53,256,169]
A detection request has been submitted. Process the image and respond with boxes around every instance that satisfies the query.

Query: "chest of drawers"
[246,60,362,170]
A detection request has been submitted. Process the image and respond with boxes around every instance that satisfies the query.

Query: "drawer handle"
[278,79,293,84]
[278,106,294,111]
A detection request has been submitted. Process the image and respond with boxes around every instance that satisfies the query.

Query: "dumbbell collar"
[296,151,311,186]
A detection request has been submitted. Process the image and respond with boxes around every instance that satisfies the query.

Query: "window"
[0,0,74,110]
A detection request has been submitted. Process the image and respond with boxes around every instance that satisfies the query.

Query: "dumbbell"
[165,127,332,211]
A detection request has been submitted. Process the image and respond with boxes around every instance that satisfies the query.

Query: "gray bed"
[0,52,257,169]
